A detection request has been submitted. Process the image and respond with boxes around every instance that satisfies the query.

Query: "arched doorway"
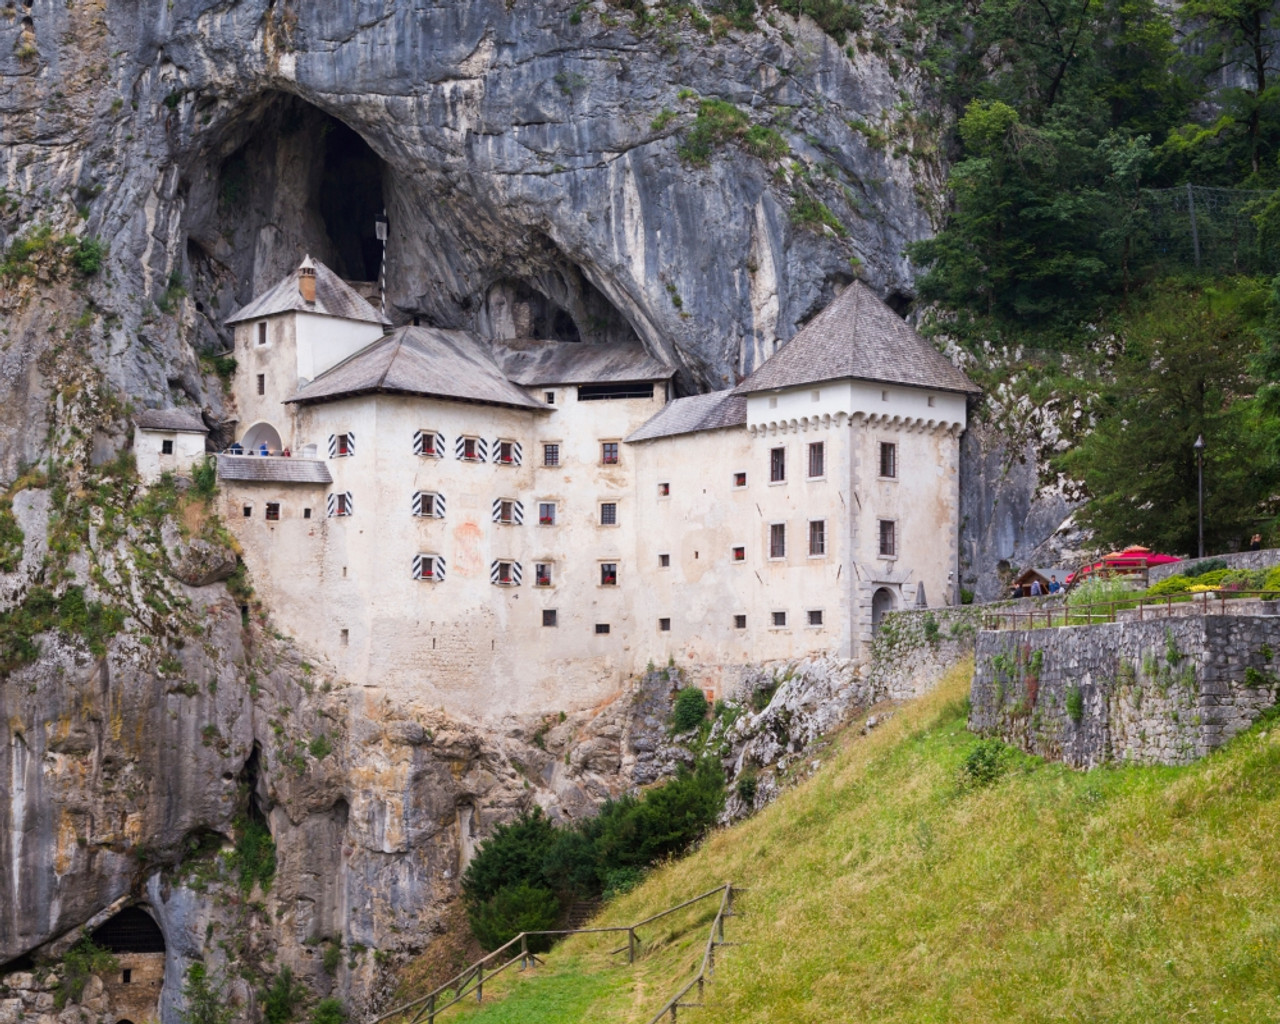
[871,587,897,633]
[240,421,283,454]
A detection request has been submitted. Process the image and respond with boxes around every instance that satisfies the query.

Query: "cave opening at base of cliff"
[90,907,166,954]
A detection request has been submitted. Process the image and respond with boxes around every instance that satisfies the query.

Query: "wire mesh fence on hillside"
[1133,185,1275,279]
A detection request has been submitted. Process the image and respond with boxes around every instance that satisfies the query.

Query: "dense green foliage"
[56,937,118,1009]
[309,999,348,1024]
[671,686,710,732]
[179,964,234,1024]
[228,815,276,894]
[461,760,725,950]
[262,967,309,1024]
[1056,281,1279,553]
[0,585,125,673]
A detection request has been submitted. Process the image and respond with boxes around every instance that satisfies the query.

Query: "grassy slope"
[432,660,1280,1023]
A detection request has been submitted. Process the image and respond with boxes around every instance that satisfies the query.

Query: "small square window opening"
[880,442,897,479]
[543,609,558,627]
[595,623,610,635]
[337,433,351,456]
[543,443,560,467]
[658,482,670,497]
[303,508,312,519]
[265,502,281,522]
[336,493,350,516]
[601,442,619,465]
[545,390,556,405]
[499,500,516,524]
[242,505,252,518]
[600,502,617,526]
[600,562,618,586]
[808,609,824,626]
[733,471,747,488]
[928,395,936,407]
[497,561,513,584]
[659,617,671,632]
[732,546,745,562]
[123,969,132,985]
[881,390,890,401]
[772,611,787,628]
[734,614,747,629]
[658,552,671,568]
[340,628,349,646]
[161,439,174,455]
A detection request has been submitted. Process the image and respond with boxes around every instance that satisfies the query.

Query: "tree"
[1057,280,1278,553]
[179,963,235,1024]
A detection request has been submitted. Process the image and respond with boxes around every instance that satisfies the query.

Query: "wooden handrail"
[371,883,738,1024]
[643,883,736,1024]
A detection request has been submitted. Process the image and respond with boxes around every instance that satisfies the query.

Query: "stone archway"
[871,587,897,633]
[240,421,283,454]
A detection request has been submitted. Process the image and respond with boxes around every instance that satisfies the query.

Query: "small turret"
[298,255,317,305]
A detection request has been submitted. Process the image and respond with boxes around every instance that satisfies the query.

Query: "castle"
[136,257,977,720]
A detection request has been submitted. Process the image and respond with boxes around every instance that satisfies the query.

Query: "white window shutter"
[327,434,337,459]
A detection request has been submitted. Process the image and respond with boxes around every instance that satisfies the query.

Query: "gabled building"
[211,258,977,720]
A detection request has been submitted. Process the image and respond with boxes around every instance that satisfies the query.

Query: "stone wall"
[863,604,986,701]
[1147,549,1280,583]
[970,616,1280,768]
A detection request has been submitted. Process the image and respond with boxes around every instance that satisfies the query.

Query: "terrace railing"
[371,883,738,1024]
[982,590,1279,631]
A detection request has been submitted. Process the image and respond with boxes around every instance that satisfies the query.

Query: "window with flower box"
[535,562,554,587]
[600,562,618,586]
[492,498,524,525]
[456,436,487,462]
[413,554,446,581]
[538,502,556,526]
[490,560,522,586]
[414,430,443,457]
[494,439,522,466]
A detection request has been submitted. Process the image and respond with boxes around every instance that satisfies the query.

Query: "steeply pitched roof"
[217,455,333,485]
[135,408,208,433]
[226,257,389,326]
[734,280,978,396]
[496,340,675,387]
[288,327,548,411]
[626,391,747,442]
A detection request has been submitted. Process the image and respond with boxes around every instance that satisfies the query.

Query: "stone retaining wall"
[1147,549,1280,583]
[970,616,1280,767]
[864,605,985,701]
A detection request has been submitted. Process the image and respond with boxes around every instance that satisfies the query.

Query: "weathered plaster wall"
[970,617,1280,768]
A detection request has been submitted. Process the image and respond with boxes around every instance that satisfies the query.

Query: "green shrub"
[190,457,218,499]
[261,966,308,1024]
[229,816,275,893]
[790,195,848,236]
[1146,574,1192,596]
[735,766,759,803]
[57,937,118,1009]
[650,108,677,131]
[1264,565,1280,597]
[601,866,645,901]
[775,0,863,40]
[960,588,975,605]
[678,98,749,165]
[1065,685,1085,724]
[958,739,1009,789]
[0,494,24,573]
[922,613,940,644]
[743,124,789,161]
[310,999,347,1024]
[321,940,342,976]
[468,881,561,952]
[672,686,709,732]
[308,733,332,759]
[71,236,105,275]
[179,963,233,1024]
[1185,558,1229,578]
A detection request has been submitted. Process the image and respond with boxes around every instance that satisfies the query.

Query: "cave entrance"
[89,907,166,1022]
[90,907,165,954]
[318,120,385,283]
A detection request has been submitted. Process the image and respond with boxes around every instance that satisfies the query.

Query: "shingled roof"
[626,391,747,442]
[226,257,389,326]
[734,281,978,396]
[216,455,333,485]
[288,327,548,411]
[496,340,675,387]
[135,408,208,433]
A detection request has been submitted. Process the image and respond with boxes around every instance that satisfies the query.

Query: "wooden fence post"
[628,928,637,964]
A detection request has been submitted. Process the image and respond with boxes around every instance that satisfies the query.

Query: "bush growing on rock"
[672,686,709,732]
[56,937,117,1009]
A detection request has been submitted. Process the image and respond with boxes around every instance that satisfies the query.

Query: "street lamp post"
[1194,434,1205,558]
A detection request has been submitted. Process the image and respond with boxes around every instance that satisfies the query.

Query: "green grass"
[411,660,1280,1023]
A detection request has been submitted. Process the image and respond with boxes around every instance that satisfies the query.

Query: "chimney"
[298,255,317,305]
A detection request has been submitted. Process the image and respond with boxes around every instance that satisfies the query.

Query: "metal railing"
[371,883,737,1024]
[982,590,1278,631]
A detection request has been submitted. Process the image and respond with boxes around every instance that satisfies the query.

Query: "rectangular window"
[535,562,553,587]
[242,505,252,518]
[497,561,513,584]
[543,443,560,467]
[732,546,745,562]
[257,322,267,346]
[256,374,265,396]
[809,520,826,557]
[303,508,311,519]
[808,442,825,478]
[772,611,787,628]
[579,383,654,401]
[414,556,438,580]
[340,628,349,645]
[769,523,786,559]
[538,502,556,525]
[336,493,350,516]
[658,553,671,568]
[879,519,896,557]
[595,623,611,634]
[414,491,444,518]
[498,440,515,465]
[657,482,670,497]
[161,439,174,455]
[808,609,824,626]
[600,502,617,526]
[545,390,556,405]
[733,471,747,488]
[600,562,618,586]
[498,500,516,524]
[122,969,132,985]
[770,447,785,482]
[337,433,351,457]
[601,442,620,465]
[462,437,480,461]
[659,617,671,632]
[880,442,897,479]
[734,614,747,629]
[927,395,936,407]
[415,430,439,457]
[543,609,558,627]
[265,502,281,522]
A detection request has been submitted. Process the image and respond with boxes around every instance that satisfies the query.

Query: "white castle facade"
[136,258,977,721]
